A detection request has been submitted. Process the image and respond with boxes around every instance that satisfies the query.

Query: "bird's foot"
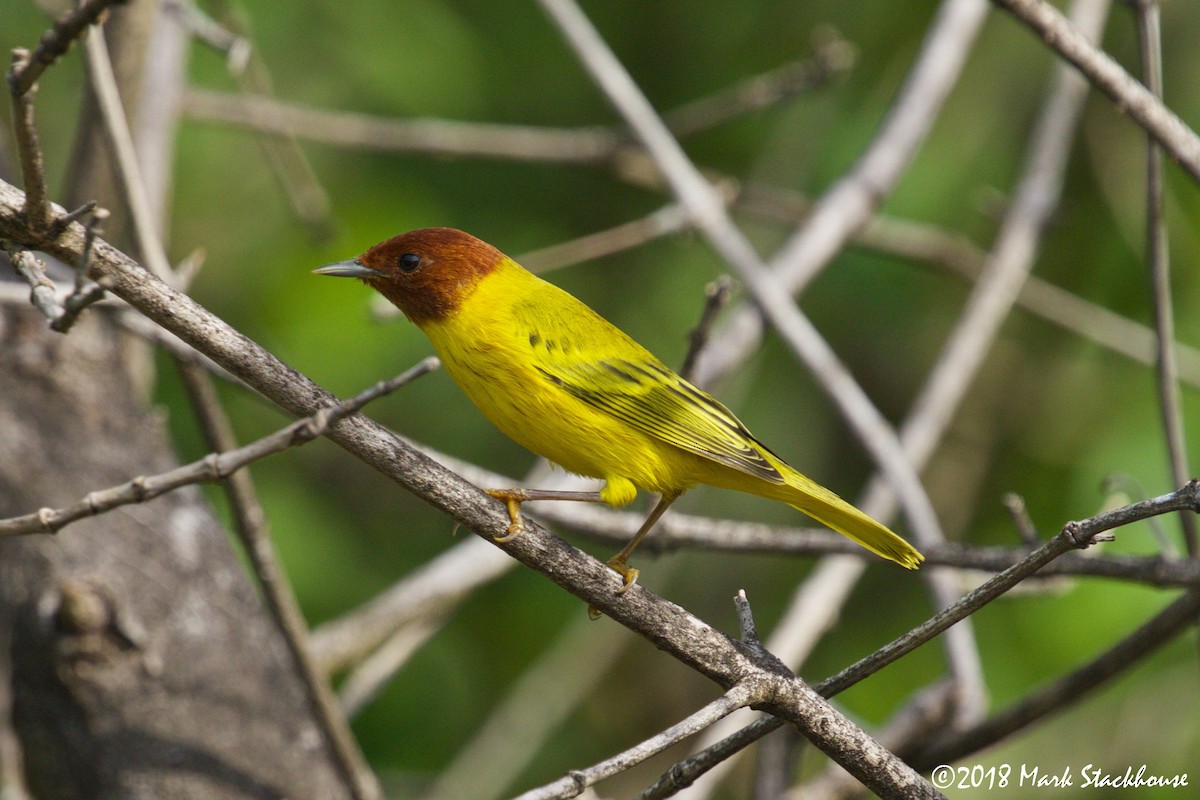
[485,489,526,543]
[606,555,639,595]
[586,556,640,620]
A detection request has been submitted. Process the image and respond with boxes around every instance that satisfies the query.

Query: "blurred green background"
[5,0,1200,797]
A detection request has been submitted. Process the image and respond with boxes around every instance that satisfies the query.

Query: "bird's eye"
[398,253,422,272]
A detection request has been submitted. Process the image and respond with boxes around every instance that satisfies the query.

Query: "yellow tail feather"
[786,496,923,569]
[767,465,924,569]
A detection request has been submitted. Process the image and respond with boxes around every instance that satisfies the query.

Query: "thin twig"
[165,0,251,72]
[989,0,1200,182]
[1003,493,1042,545]
[542,503,1200,587]
[680,277,735,381]
[181,42,850,170]
[509,684,758,800]
[8,0,129,96]
[183,88,624,163]
[8,49,53,235]
[517,203,692,274]
[911,586,1200,767]
[662,32,855,138]
[81,24,175,282]
[0,359,439,538]
[52,208,109,332]
[822,482,1198,696]
[1131,0,1196,556]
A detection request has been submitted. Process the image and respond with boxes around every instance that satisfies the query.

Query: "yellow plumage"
[424,256,922,570]
[316,227,923,588]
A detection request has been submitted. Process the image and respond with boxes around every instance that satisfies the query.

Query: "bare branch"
[912,585,1200,767]
[8,49,53,235]
[818,482,1199,697]
[990,0,1200,182]
[51,208,109,332]
[511,685,758,800]
[81,25,174,282]
[8,0,129,96]
[183,88,624,163]
[1131,0,1197,554]
[680,276,735,381]
[661,31,855,138]
[165,0,251,72]
[0,357,439,538]
[518,203,692,274]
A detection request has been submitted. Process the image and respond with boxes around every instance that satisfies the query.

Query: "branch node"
[203,452,223,481]
[36,507,57,533]
[130,475,148,501]
[1186,478,1200,512]
[565,770,588,792]
[304,408,333,439]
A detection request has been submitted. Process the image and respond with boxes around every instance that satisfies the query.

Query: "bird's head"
[315,227,504,325]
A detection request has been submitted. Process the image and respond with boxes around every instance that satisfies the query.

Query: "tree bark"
[0,304,351,798]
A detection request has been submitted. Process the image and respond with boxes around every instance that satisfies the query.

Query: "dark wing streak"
[535,359,785,484]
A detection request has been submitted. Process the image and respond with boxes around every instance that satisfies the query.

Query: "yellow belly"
[424,315,694,499]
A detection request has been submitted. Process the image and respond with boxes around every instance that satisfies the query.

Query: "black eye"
[398,253,422,272]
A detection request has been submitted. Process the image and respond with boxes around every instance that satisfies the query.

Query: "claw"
[486,489,526,543]
[586,557,640,620]
[606,556,639,594]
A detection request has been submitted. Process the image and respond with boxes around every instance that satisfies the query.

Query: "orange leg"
[485,488,604,543]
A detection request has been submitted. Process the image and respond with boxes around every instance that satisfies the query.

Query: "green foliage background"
[6,1,1200,797]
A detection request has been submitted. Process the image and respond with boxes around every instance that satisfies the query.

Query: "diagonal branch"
[0,356,438,538]
[990,0,1200,182]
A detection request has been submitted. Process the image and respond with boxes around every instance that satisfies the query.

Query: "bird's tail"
[776,469,924,569]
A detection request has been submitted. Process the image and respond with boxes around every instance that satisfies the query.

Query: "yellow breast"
[420,260,693,497]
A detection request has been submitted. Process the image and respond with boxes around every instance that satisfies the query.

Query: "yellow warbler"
[316,228,922,590]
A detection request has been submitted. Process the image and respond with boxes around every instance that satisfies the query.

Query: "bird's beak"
[313,259,382,278]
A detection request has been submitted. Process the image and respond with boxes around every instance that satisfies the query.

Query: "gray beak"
[313,259,382,278]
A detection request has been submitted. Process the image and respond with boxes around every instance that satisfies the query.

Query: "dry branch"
[0,357,438,538]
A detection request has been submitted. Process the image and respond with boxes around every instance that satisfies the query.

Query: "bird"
[316,227,923,593]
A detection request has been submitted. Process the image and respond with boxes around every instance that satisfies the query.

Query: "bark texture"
[0,303,349,799]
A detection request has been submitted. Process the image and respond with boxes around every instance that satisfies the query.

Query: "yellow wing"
[511,292,785,485]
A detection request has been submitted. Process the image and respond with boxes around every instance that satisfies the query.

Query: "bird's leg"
[605,494,676,594]
[484,488,605,543]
